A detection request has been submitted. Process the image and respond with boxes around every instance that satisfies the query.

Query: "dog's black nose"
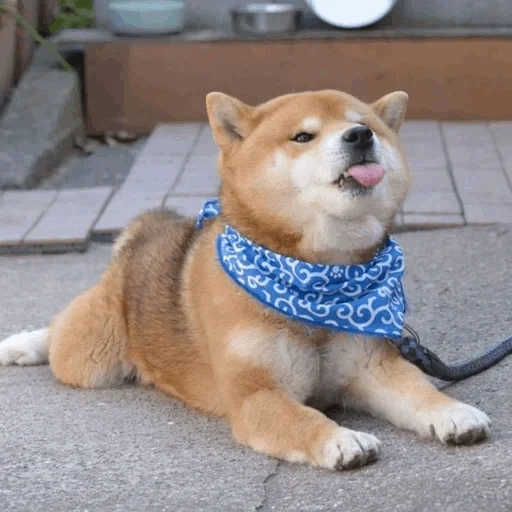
[342,126,374,151]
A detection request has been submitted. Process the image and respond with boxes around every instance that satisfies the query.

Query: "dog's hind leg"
[1,269,134,389]
[48,272,134,389]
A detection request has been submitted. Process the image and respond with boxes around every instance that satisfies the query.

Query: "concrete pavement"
[1,225,511,512]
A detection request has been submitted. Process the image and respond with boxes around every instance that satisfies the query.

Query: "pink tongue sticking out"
[347,163,385,187]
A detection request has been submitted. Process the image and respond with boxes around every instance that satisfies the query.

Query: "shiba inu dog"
[0,90,490,471]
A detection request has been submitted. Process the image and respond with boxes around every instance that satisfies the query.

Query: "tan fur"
[1,90,490,471]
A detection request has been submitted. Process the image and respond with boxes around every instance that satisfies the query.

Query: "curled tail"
[0,328,49,366]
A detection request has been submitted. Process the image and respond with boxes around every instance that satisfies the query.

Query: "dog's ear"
[206,92,256,148]
[372,91,408,133]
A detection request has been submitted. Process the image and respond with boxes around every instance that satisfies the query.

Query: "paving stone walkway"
[0,121,511,254]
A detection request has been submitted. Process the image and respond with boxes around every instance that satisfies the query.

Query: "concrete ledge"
[0,47,83,189]
[53,27,512,46]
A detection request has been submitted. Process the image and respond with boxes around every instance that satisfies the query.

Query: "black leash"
[392,324,512,381]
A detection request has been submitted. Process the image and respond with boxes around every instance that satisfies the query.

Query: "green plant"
[50,0,94,33]
[0,1,75,73]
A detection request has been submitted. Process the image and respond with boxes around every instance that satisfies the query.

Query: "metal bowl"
[231,3,302,34]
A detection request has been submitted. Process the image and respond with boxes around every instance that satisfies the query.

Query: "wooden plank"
[86,38,512,134]
[84,43,130,133]
[23,187,112,250]
[0,190,56,247]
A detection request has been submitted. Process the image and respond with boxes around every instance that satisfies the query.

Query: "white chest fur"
[229,327,377,408]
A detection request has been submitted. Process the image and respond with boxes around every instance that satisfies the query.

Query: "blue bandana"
[196,199,407,341]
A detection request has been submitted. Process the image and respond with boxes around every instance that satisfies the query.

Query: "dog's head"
[206,90,411,264]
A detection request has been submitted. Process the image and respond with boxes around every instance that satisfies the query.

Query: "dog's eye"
[292,132,314,143]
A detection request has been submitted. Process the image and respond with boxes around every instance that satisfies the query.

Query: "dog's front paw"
[317,427,381,471]
[425,402,491,445]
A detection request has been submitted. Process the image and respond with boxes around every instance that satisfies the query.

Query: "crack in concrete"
[255,460,281,511]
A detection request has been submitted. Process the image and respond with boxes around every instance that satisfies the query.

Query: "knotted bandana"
[196,199,407,341]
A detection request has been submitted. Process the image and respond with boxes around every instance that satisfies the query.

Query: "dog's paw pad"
[428,403,491,445]
[321,428,381,471]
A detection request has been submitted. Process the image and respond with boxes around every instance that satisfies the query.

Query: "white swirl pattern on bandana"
[196,199,407,341]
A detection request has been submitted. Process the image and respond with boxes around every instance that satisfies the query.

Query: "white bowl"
[108,0,185,36]
[306,0,397,29]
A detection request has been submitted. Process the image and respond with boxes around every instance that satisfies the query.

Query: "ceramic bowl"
[107,0,185,36]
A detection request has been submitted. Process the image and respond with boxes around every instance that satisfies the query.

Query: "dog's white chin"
[294,182,393,258]
[301,212,386,259]
[300,182,386,220]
